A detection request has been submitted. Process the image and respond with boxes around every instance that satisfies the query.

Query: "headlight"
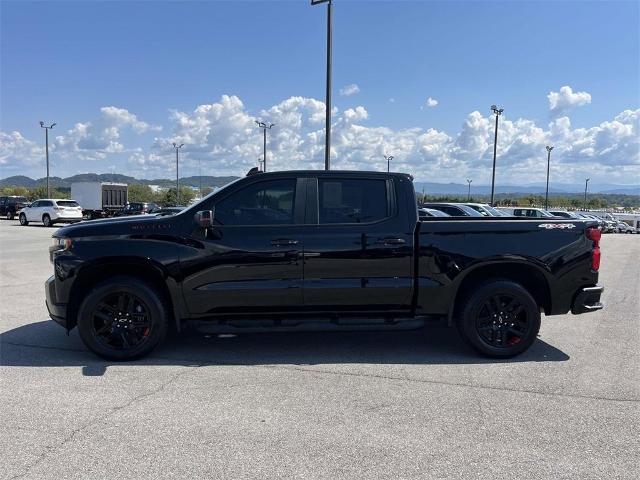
[52,237,72,251]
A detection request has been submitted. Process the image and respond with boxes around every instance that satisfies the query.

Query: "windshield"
[466,204,488,216]
[181,176,244,214]
[56,201,80,207]
[483,205,505,216]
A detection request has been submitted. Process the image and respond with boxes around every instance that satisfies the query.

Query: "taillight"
[586,227,601,243]
[586,227,601,271]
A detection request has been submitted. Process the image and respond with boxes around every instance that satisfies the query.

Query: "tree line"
[0,184,214,207]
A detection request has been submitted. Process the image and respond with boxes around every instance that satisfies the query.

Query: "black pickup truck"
[46,170,604,360]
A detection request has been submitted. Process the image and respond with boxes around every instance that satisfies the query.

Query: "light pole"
[311,0,332,170]
[384,155,394,172]
[198,158,203,199]
[39,121,56,197]
[255,121,275,172]
[545,145,554,210]
[467,179,472,201]
[584,178,590,210]
[172,142,184,205]
[258,156,264,172]
[490,105,503,206]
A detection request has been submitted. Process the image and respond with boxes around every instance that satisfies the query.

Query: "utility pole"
[39,121,56,197]
[198,158,202,199]
[584,178,590,210]
[311,0,333,170]
[384,154,394,173]
[172,143,184,205]
[490,105,504,206]
[255,121,275,172]
[467,179,472,201]
[545,146,554,210]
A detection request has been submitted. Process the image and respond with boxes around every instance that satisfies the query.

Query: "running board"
[194,317,426,334]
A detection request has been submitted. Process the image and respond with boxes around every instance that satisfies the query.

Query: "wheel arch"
[449,261,552,325]
[67,257,183,333]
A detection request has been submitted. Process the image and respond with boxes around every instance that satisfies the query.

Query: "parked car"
[418,207,451,219]
[46,170,603,361]
[548,210,583,219]
[576,213,605,231]
[464,203,508,217]
[421,203,484,217]
[19,199,83,227]
[152,206,186,216]
[0,195,29,220]
[616,221,635,234]
[498,207,557,218]
[116,202,158,216]
[588,213,617,233]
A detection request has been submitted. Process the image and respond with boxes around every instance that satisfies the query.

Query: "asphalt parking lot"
[1,219,638,480]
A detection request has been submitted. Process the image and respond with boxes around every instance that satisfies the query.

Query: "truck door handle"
[376,237,406,246]
[270,238,299,247]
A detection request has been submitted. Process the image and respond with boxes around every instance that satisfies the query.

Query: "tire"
[42,214,52,227]
[6,211,13,220]
[19,213,28,226]
[77,276,169,360]
[456,280,541,358]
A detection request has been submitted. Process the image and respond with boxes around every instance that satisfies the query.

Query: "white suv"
[18,199,83,227]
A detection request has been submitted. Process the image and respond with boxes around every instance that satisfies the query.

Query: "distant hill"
[0,174,240,189]
[0,175,39,188]
[1,174,637,195]
[413,181,639,196]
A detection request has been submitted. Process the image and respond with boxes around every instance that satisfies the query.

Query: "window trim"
[310,177,398,226]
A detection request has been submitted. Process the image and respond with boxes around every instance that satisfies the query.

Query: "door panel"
[180,178,306,315]
[27,203,40,222]
[302,177,414,310]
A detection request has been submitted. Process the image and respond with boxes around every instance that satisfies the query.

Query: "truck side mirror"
[195,209,214,228]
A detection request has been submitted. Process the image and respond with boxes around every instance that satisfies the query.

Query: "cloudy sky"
[1,0,639,188]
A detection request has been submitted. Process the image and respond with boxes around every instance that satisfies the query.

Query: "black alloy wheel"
[90,291,153,351]
[77,277,169,360]
[474,294,531,348]
[457,280,541,358]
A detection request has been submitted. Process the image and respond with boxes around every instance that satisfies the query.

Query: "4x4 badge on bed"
[538,223,576,229]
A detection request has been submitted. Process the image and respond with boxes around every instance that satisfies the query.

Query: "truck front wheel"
[77,276,169,360]
[457,280,541,358]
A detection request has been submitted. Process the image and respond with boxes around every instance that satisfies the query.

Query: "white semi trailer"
[71,182,128,219]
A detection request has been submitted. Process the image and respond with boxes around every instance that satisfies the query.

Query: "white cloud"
[1,96,638,186]
[339,83,360,96]
[54,106,160,163]
[548,85,592,114]
[424,97,438,108]
[343,106,368,122]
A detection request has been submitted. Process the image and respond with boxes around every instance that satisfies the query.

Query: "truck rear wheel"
[456,280,540,358]
[77,276,169,360]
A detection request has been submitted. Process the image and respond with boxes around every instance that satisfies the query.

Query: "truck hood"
[54,214,180,238]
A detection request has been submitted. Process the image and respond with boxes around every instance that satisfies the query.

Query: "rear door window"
[56,201,80,207]
[318,178,389,224]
